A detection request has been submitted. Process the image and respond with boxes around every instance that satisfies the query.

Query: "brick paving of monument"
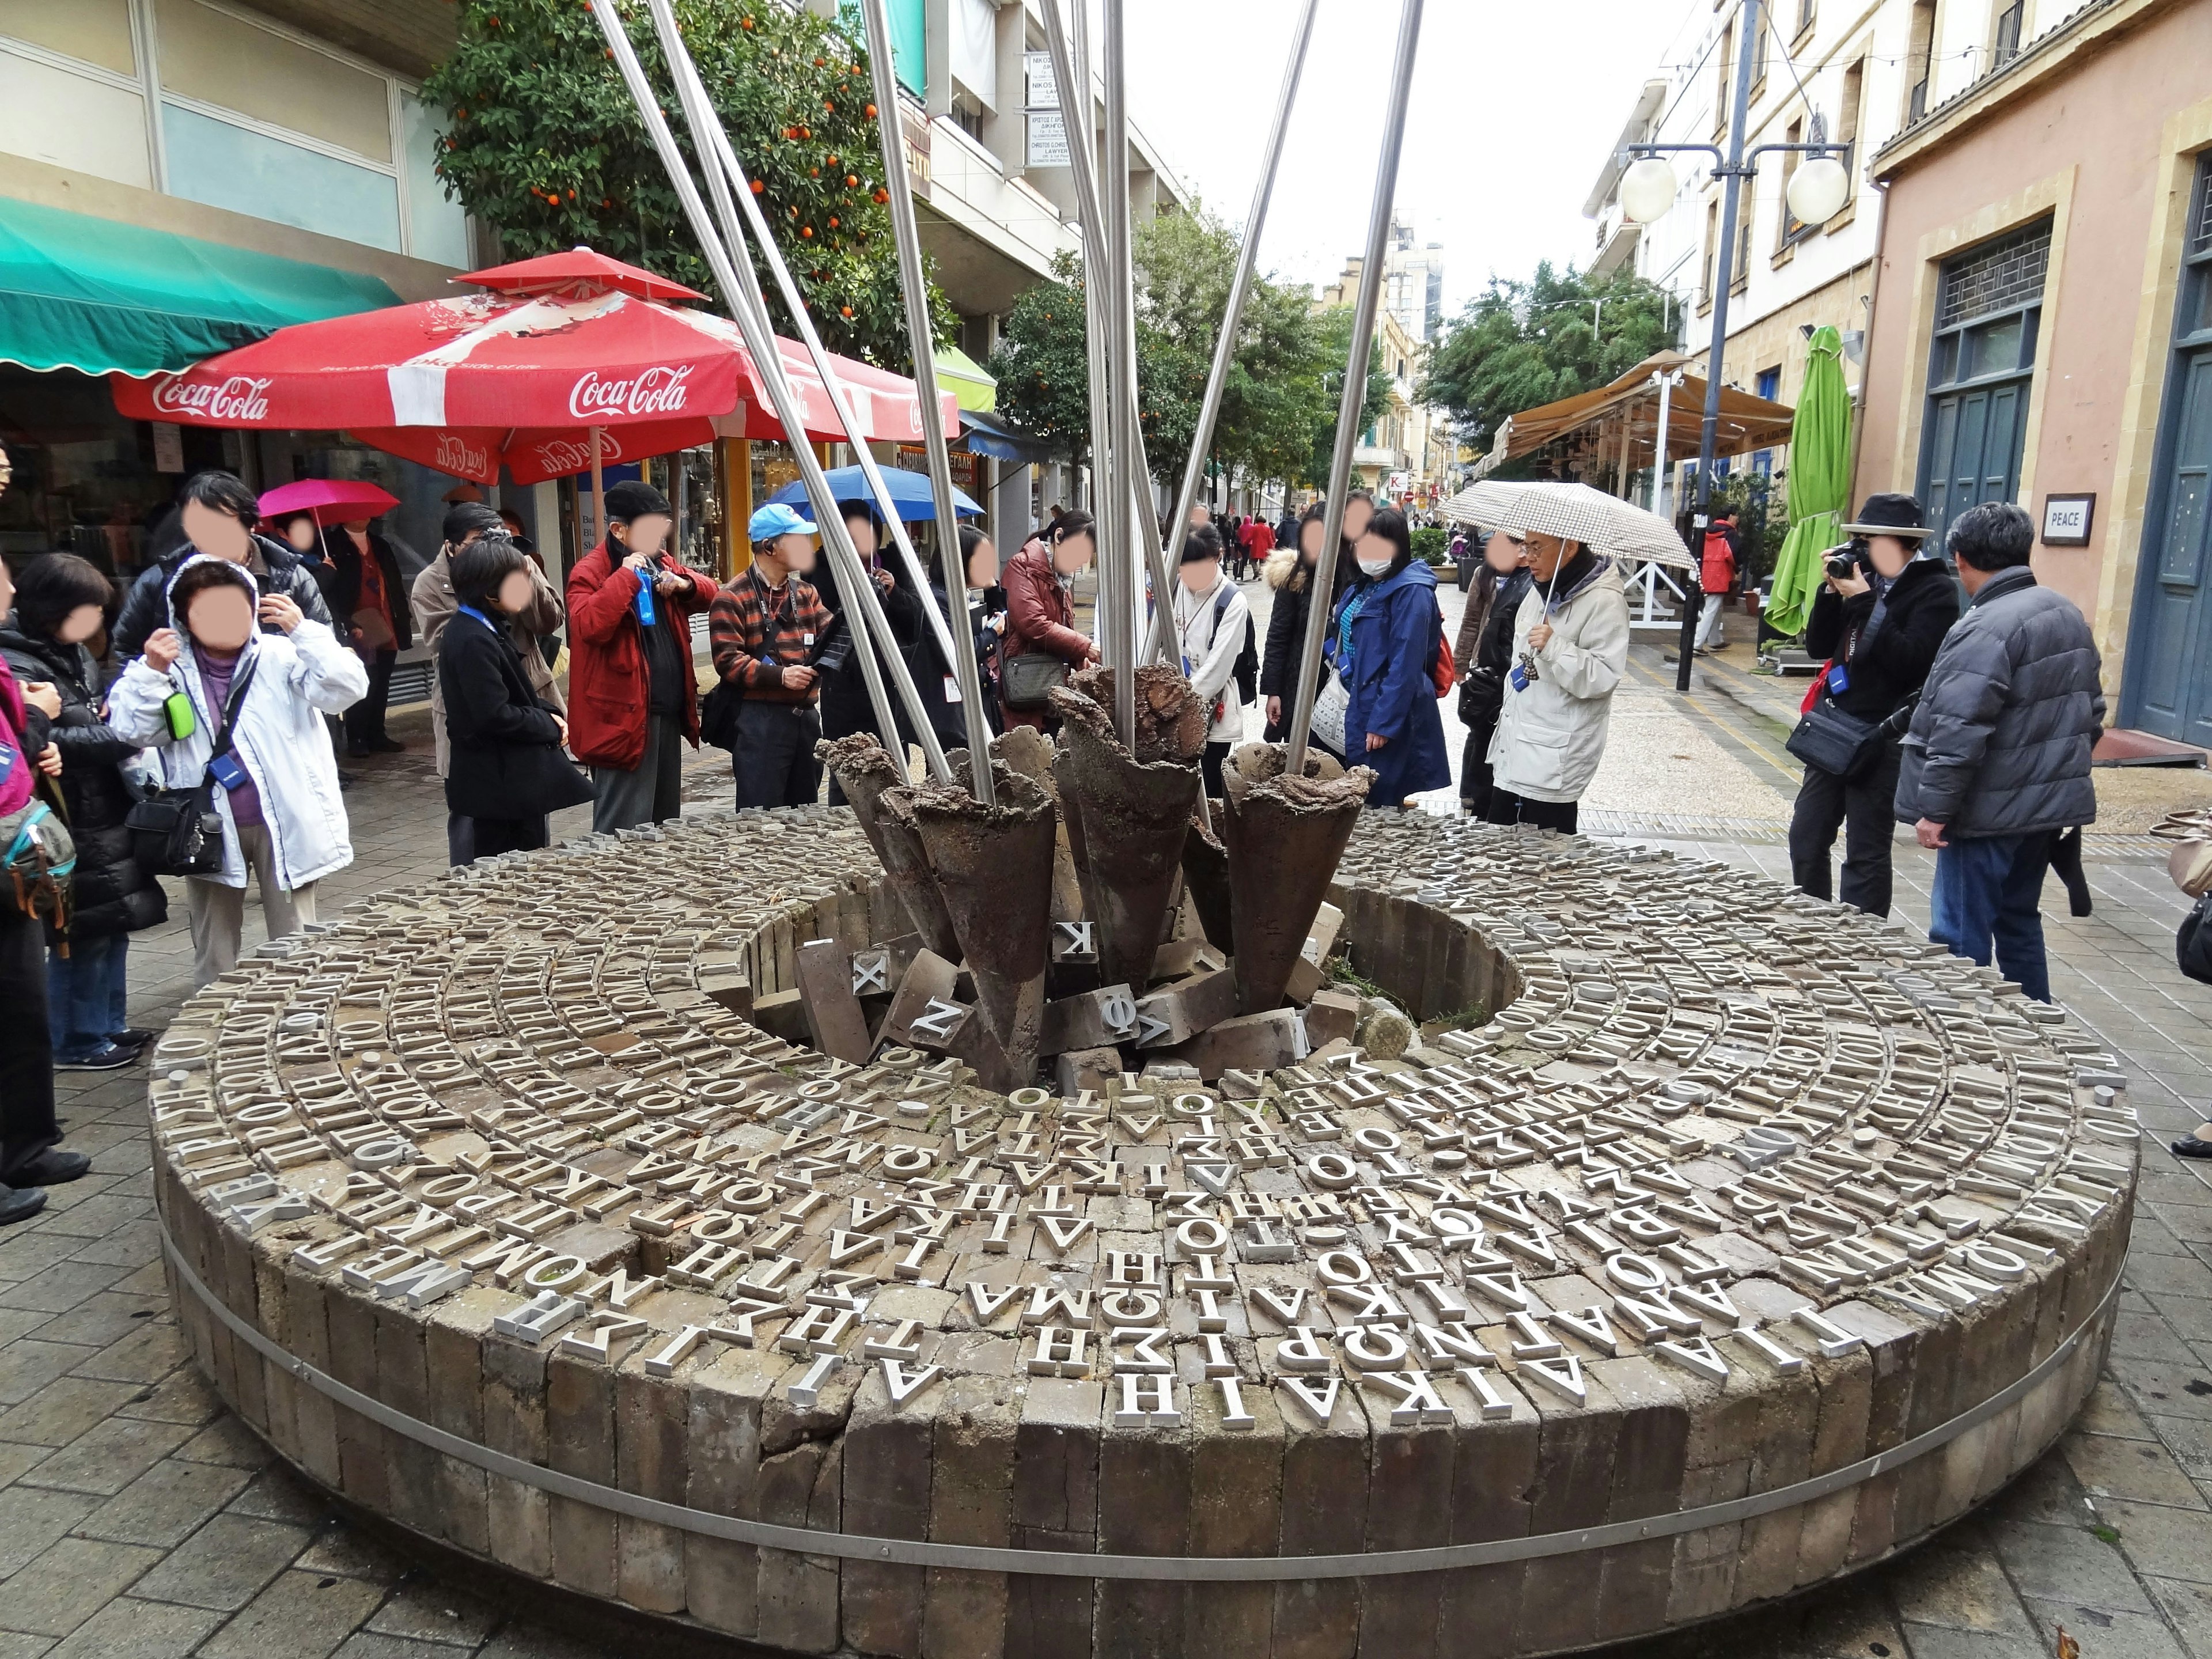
[5,621,2212,1659]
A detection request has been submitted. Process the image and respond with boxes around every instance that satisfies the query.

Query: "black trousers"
[1788,741,1903,917]
[446,809,475,868]
[734,700,823,809]
[1201,740,1229,801]
[467,816,550,862]
[1459,713,1499,816]
[343,648,396,747]
[1484,789,1578,833]
[0,905,60,1187]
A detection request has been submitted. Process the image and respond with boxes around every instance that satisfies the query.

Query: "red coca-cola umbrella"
[111,248,955,486]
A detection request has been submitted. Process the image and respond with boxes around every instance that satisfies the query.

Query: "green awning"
[934,345,997,414]
[0,195,401,378]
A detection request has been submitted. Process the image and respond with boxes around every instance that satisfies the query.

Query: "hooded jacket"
[999,539,1089,730]
[111,532,332,662]
[105,556,367,891]
[1259,547,1316,703]
[318,525,414,651]
[0,622,166,941]
[563,538,716,770]
[1487,553,1630,805]
[412,547,565,779]
[1332,557,1450,804]
[1892,565,2104,838]
[1169,569,1250,745]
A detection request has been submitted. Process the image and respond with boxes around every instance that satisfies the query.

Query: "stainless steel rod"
[1285,0,1425,776]
[591,0,945,780]
[853,0,997,802]
[1094,0,1135,743]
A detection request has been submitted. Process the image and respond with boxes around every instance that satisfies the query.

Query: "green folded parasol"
[1763,325,1851,638]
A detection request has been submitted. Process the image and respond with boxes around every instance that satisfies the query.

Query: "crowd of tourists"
[0,457,2164,1226]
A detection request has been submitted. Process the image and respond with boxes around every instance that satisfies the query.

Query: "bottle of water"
[635,560,656,628]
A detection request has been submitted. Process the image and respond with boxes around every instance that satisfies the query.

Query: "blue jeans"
[1929,832,2052,1002]
[47,932,129,1061]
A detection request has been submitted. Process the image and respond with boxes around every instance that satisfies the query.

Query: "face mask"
[1357,555,1393,578]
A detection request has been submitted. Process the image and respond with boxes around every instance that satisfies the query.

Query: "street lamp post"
[1617,0,1848,691]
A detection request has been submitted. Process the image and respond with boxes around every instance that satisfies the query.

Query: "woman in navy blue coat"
[1327,506,1451,807]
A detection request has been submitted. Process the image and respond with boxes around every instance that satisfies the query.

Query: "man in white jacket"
[1485,531,1630,834]
[1168,529,1249,798]
[107,556,366,987]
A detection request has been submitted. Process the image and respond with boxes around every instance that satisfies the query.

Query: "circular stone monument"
[149,808,2137,1657]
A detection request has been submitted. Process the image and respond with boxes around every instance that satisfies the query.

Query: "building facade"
[1384,215,1445,346]
[1854,0,2212,750]
[1315,263,1449,510]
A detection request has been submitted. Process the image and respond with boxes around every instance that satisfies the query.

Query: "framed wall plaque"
[2041,493,2094,546]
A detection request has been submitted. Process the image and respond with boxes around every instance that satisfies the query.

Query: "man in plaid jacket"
[710,503,833,809]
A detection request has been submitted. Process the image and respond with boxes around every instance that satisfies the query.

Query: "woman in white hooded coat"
[107,555,365,987]
[1484,531,1630,834]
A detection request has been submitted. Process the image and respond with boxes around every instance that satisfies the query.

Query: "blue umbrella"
[769,464,983,521]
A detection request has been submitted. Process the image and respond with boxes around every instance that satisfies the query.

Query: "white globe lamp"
[1786,156,1850,226]
[1619,157,1679,225]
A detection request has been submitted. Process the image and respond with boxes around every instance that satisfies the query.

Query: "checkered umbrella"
[1440,480,1693,570]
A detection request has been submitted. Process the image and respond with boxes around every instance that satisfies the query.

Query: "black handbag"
[1787,692,1917,781]
[2179,892,2212,986]
[126,658,256,878]
[1001,649,1067,713]
[699,676,743,751]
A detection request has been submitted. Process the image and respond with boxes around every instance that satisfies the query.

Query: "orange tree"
[424,0,951,368]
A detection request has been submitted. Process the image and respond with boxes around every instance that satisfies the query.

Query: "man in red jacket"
[565,480,717,832]
[1692,506,1740,655]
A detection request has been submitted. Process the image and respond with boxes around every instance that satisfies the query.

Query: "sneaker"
[347,743,372,759]
[55,1044,135,1072]
[0,1186,46,1227]
[2173,1137,2212,1160]
[15,1150,89,1185]
[110,1029,157,1051]
[369,737,406,753]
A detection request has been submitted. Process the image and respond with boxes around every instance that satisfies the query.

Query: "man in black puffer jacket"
[1,555,167,1071]
[111,471,331,664]
[1895,501,2104,1002]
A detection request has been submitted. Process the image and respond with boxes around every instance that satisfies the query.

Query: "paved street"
[4,589,2211,1657]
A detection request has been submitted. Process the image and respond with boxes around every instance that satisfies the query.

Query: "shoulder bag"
[1786,692,1919,781]
[1,778,75,929]
[1001,648,1068,713]
[126,658,256,878]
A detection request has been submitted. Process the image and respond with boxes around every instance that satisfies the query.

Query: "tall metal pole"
[1649,368,1677,515]
[1161,0,1320,571]
[1098,0,1137,743]
[589,0,946,778]
[1285,0,1424,776]
[853,0,997,802]
[1680,0,1759,692]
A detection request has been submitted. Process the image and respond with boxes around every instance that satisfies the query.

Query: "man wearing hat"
[1895,499,2104,1001]
[709,504,833,810]
[1787,493,1958,917]
[565,480,718,832]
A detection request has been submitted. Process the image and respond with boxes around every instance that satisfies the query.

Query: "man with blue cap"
[709,503,834,808]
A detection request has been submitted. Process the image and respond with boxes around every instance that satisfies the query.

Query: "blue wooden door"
[2133,349,2212,746]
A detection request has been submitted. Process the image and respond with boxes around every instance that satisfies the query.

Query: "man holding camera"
[1896,500,2103,1003]
[1787,493,1957,917]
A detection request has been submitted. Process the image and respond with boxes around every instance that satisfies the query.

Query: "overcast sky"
[1111,0,1690,322]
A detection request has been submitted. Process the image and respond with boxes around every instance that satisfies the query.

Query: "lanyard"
[456,604,499,634]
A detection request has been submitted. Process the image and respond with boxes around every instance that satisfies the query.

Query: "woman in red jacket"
[563,480,717,832]
[998,509,1099,732]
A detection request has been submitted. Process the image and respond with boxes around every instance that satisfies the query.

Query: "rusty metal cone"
[818,734,960,959]
[1219,740,1373,1015]
[961,729,1085,923]
[1180,812,1234,953]
[1047,668,1202,992]
[906,763,1056,1086]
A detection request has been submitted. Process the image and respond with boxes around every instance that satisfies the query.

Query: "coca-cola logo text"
[532,433,626,474]
[434,433,490,476]
[568,364,694,419]
[151,375,274,422]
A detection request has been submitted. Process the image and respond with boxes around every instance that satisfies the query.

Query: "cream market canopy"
[0,196,399,378]
[1469,350,1796,481]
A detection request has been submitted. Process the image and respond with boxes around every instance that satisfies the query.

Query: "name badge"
[943,674,961,704]
[802,632,815,646]
[1508,664,1531,694]
[1826,662,1850,695]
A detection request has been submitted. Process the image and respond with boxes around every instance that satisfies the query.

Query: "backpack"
[1211,585,1259,703]
[1424,599,1454,695]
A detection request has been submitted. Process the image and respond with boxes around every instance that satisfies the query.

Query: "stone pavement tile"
[2148,1577,2212,1659]
[1885,1527,2040,1636]
[0,1262,136,1317]
[2136,1216,2195,1258]
[2157,1206,2212,1245]
[78,1458,254,1547]
[31,1297,163,1354]
[171,1414,274,1468]
[1983,1446,2092,1528]
[363,1580,502,1647]
[2133,1252,2212,1301]
[0,1309,51,1347]
[2064,1433,2210,1509]
[333,1635,471,1659]
[1990,1520,2154,1613]
[63,1224,164,1273]
[0,1638,53,1659]
[6,1198,144,1243]
[0,1487,97,1576]
[107,1263,166,1300]
[17,1415,193,1498]
[0,1378,142,1449]
[297,1521,407,1585]
[0,1229,98,1283]
[196,1571,385,1659]
[0,1439,52,1488]
[2116,1310,2206,1365]
[2109,1357,2212,1421]
[2093,1497,2212,1583]
[2145,1415,2212,1481]
[70,1321,187,1387]
[1897,1622,2064,1659]
[2023,1600,2190,1659]
[0,1537,164,1639]
[40,1597,224,1659]
[0,1342,103,1408]
[113,1366,221,1427]
[227,1464,332,1526]
[128,1513,314,1611]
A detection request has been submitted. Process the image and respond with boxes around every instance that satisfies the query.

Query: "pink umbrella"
[256,478,400,527]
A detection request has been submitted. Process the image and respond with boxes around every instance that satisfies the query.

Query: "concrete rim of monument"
[149,806,2137,1656]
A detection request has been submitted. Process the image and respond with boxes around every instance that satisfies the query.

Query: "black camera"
[1825,539,1870,582]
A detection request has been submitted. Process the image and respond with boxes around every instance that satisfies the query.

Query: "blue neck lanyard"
[456,604,499,634]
